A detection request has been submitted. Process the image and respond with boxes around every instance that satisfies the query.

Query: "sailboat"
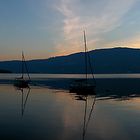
[69,31,96,95]
[14,52,30,88]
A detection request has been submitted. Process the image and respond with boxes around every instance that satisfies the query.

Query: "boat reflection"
[82,95,96,140]
[71,90,96,140]
[15,87,30,116]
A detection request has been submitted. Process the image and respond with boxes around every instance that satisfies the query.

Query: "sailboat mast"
[22,51,24,78]
[84,30,88,80]
[22,51,31,81]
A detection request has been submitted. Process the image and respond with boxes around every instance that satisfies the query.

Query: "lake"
[0,74,140,140]
[0,84,140,140]
[1,73,140,96]
[2,73,140,79]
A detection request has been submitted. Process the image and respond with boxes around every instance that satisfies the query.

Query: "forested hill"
[0,47,140,74]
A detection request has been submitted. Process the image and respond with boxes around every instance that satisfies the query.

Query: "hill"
[0,47,140,74]
[0,69,12,73]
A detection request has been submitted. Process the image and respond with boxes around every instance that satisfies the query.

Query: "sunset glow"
[0,0,140,60]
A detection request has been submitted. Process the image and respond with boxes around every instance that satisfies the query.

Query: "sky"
[0,0,140,60]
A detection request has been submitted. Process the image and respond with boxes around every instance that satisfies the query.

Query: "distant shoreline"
[1,75,140,97]
[0,69,12,73]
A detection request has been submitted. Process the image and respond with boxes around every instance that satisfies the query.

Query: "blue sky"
[0,0,140,60]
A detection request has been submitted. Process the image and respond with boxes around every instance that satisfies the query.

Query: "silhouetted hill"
[0,69,12,73]
[0,47,140,74]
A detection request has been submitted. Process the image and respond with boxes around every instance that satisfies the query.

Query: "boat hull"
[69,85,95,95]
[69,79,96,95]
[14,79,29,88]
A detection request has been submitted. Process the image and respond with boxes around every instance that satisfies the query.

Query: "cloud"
[57,0,136,35]
[54,0,137,55]
[55,0,82,40]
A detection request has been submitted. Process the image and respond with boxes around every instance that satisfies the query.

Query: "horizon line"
[0,46,140,62]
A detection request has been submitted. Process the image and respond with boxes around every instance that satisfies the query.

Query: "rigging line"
[84,30,88,81]
[87,50,96,86]
[22,54,31,81]
[83,31,96,86]
[21,52,24,78]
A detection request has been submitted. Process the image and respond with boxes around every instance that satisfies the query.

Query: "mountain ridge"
[1,47,140,74]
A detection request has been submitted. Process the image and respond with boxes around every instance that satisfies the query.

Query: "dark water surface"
[1,74,140,97]
[0,84,140,140]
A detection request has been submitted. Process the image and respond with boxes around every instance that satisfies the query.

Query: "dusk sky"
[0,0,140,60]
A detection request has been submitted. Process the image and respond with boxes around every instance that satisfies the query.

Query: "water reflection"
[15,87,30,116]
[0,85,140,140]
[71,89,96,140]
[30,78,140,98]
[82,95,96,140]
[2,73,140,98]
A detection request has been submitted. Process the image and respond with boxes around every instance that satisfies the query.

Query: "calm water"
[0,74,140,139]
[0,84,140,140]
[1,73,140,79]
[1,73,140,96]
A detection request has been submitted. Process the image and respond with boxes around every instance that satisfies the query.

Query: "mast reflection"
[15,87,30,116]
[73,91,96,140]
[82,95,96,140]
